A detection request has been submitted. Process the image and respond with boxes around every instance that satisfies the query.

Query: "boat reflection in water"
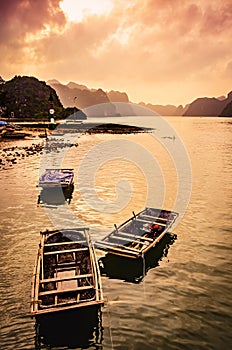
[34,307,103,349]
[98,232,177,283]
[37,184,74,206]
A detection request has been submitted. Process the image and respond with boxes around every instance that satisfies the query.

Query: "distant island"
[0,75,231,119]
[46,79,232,117]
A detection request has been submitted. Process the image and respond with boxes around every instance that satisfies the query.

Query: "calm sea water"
[0,117,231,349]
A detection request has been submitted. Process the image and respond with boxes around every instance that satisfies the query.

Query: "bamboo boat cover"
[39,169,74,185]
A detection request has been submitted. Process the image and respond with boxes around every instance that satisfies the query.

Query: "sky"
[0,0,232,106]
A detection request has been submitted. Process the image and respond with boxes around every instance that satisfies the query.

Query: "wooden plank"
[135,218,167,227]
[44,240,87,247]
[96,240,140,253]
[39,285,94,296]
[41,234,45,288]
[39,297,92,309]
[32,299,104,315]
[53,261,76,267]
[57,270,77,291]
[40,273,93,284]
[96,242,139,257]
[31,252,40,313]
[40,228,89,236]
[139,214,169,222]
[110,234,149,246]
[118,231,154,242]
[91,241,104,302]
[44,247,88,255]
[142,231,167,254]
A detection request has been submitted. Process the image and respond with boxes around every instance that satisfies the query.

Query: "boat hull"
[31,228,104,317]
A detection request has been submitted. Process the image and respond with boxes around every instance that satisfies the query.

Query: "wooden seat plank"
[139,214,169,222]
[135,218,166,227]
[95,242,139,256]
[118,231,154,242]
[40,273,93,284]
[39,285,94,296]
[110,234,149,246]
[96,240,140,252]
[44,247,88,255]
[44,240,87,247]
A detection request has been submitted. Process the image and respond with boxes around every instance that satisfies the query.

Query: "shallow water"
[0,117,231,349]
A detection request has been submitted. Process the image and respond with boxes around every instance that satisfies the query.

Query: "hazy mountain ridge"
[183,92,232,116]
[46,80,133,117]
[220,98,232,117]
[47,80,129,109]
[47,79,232,117]
[47,81,110,109]
[0,76,231,118]
[48,79,183,115]
[138,102,189,116]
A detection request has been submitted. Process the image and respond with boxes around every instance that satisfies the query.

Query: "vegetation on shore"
[0,76,86,120]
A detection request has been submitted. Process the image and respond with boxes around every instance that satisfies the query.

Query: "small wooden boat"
[39,168,74,189]
[99,233,177,282]
[1,130,27,139]
[31,228,104,317]
[95,207,178,258]
[38,168,74,205]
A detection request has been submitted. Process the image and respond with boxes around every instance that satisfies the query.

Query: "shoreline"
[0,122,151,170]
[13,121,152,133]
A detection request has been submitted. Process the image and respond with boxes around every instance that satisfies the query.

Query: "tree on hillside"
[0,76,63,119]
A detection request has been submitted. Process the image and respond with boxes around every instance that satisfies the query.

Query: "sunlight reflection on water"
[0,117,231,349]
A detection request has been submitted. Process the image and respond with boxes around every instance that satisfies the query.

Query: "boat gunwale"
[31,299,104,316]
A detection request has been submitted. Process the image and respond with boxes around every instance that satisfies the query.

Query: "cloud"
[0,0,232,104]
[0,0,66,42]
[0,0,66,67]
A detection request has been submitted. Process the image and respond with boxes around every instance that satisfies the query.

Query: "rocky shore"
[12,121,152,134]
[0,138,79,170]
[0,122,150,171]
[81,122,152,134]
[0,143,43,170]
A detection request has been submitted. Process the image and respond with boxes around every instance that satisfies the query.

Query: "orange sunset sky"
[0,0,232,106]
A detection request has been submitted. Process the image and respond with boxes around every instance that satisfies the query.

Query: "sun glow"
[60,0,114,22]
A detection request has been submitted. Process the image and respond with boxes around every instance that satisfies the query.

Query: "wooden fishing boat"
[95,207,178,258]
[38,168,74,189]
[37,168,74,205]
[31,228,104,317]
[1,130,27,139]
[99,232,177,282]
